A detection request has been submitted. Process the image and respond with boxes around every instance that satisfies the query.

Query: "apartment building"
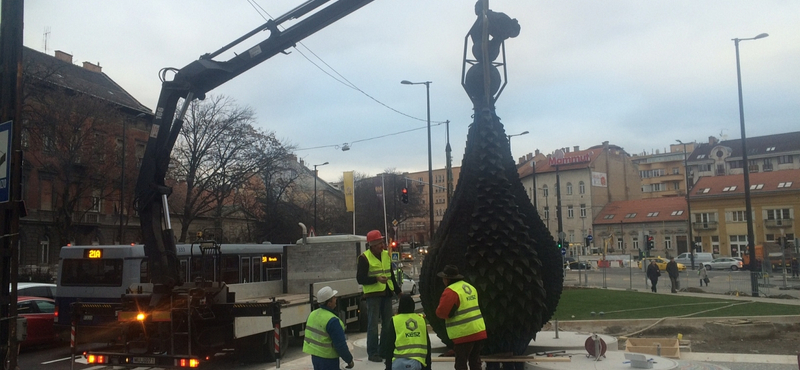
[517,142,642,255]
[631,142,697,198]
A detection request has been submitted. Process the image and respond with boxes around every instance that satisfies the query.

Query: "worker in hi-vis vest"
[435,265,486,370]
[380,295,431,370]
[303,286,355,370]
[357,229,402,362]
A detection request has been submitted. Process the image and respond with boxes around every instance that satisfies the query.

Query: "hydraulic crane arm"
[135,0,374,290]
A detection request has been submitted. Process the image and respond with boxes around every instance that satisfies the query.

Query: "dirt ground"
[603,320,800,356]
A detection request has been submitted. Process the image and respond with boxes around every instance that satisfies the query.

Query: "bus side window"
[140,260,149,283]
[240,257,251,283]
[251,257,261,282]
[179,259,189,284]
[221,255,239,284]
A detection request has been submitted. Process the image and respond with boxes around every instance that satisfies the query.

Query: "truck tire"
[358,300,368,332]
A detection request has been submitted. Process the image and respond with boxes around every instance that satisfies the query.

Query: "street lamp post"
[401,80,435,244]
[506,130,529,151]
[733,32,768,297]
[676,139,695,270]
[313,161,329,233]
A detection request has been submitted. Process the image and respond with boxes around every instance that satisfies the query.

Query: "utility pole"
[0,2,25,368]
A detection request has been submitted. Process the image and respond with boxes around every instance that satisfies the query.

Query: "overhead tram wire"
[246,0,447,125]
[296,120,448,151]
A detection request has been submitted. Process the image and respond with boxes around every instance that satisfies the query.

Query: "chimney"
[82,61,102,73]
[535,149,540,156]
[526,153,533,161]
[299,158,304,167]
[54,50,73,64]
[565,147,570,153]
[518,157,524,165]
[573,145,580,152]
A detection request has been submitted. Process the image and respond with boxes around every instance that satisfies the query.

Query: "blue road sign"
[0,120,11,203]
[561,248,567,256]
[587,235,593,242]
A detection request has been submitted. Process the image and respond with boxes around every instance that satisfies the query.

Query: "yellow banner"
[344,171,355,212]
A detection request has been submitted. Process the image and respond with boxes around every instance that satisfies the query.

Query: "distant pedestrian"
[698,264,709,287]
[646,260,660,292]
[666,257,680,293]
[791,258,799,278]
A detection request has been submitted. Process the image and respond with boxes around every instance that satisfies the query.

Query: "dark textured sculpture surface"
[419,0,564,363]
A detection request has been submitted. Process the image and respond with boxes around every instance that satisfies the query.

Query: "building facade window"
[542,185,549,197]
[765,208,791,220]
[729,235,747,257]
[777,155,793,164]
[729,210,747,222]
[567,205,574,219]
[711,235,720,254]
[543,206,549,220]
[578,181,585,194]
[580,204,586,218]
[566,182,573,195]
[664,236,672,250]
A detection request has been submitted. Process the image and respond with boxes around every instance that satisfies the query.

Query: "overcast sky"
[22,1,800,182]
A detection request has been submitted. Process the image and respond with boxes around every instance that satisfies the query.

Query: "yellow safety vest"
[303,308,344,359]
[392,313,428,366]
[444,281,485,340]
[362,250,394,294]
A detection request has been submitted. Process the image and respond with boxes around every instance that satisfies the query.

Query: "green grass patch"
[552,287,800,320]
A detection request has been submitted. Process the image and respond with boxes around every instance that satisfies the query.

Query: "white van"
[675,252,714,267]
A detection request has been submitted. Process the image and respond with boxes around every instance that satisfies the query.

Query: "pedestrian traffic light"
[401,187,409,204]
[557,239,563,249]
[646,235,655,250]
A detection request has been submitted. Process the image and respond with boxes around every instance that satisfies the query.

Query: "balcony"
[692,221,718,230]
[764,219,793,228]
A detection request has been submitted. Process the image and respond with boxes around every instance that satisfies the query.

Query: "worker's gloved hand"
[346,361,355,368]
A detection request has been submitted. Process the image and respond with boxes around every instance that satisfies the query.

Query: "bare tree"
[169,95,259,242]
[22,69,124,246]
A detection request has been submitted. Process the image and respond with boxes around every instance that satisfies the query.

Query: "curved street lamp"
[733,32,768,297]
[313,161,329,233]
[401,80,434,244]
[506,130,529,151]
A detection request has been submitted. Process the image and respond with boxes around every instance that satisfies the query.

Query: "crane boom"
[134,0,375,291]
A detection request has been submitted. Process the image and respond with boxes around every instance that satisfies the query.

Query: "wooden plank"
[430,356,570,363]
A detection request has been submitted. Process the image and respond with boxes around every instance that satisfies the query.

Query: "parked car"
[636,257,686,271]
[402,276,418,295]
[15,283,57,299]
[564,257,591,270]
[17,296,58,347]
[675,252,715,267]
[704,257,743,271]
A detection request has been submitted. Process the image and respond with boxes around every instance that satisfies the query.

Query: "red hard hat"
[366,230,385,243]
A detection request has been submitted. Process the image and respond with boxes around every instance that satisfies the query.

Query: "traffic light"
[646,235,655,250]
[557,239,563,249]
[401,187,409,204]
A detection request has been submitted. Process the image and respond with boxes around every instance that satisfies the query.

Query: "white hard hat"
[316,286,338,303]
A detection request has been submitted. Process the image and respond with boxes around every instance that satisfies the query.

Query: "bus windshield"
[61,258,124,286]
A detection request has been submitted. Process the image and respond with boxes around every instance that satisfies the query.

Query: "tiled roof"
[691,168,800,197]
[23,47,151,114]
[518,148,603,178]
[690,131,800,161]
[594,197,688,225]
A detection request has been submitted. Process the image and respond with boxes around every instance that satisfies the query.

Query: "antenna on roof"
[42,27,51,54]
[719,128,729,141]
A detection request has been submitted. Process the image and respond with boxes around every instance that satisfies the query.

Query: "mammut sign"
[549,153,591,166]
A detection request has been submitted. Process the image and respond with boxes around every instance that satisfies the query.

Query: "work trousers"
[452,340,483,370]
[366,295,393,357]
